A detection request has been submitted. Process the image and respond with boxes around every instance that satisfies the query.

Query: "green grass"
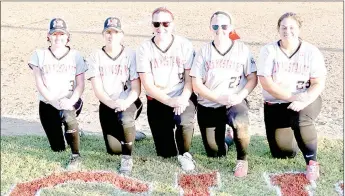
[1,135,343,196]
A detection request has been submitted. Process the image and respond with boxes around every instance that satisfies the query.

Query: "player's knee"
[232,114,249,131]
[120,114,135,128]
[181,124,194,134]
[107,135,122,154]
[234,122,249,139]
[63,110,77,122]
[275,129,297,151]
[298,116,314,128]
[300,128,317,144]
[65,120,79,131]
[207,140,218,154]
[180,111,195,127]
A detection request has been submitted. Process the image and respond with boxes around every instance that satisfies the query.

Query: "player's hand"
[295,92,311,102]
[59,98,75,110]
[217,94,230,106]
[173,105,187,115]
[167,96,189,108]
[287,101,309,112]
[227,94,244,107]
[114,99,130,112]
[287,92,310,103]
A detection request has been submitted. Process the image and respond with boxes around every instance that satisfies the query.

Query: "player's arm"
[180,69,193,99]
[90,76,117,109]
[238,52,258,99]
[125,78,141,105]
[192,77,223,103]
[190,48,224,104]
[305,77,326,102]
[238,72,257,99]
[259,76,294,101]
[257,46,295,102]
[302,48,327,103]
[31,66,57,102]
[139,73,171,105]
[123,51,141,106]
[136,45,173,106]
[69,73,85,104]
[86,51,117,109]
[29,50,61,102]
[179,44,195,101]
[66,53,88,105]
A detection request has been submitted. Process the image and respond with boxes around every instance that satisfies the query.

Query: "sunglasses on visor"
[152,22,171,28]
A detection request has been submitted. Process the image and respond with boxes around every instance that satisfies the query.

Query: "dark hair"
[277,12,302,30]
[210,11,232,24]
[152,7,174,20]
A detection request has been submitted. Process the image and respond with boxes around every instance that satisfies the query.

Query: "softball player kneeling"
[137,7,197,172]
[257,12,327,181]
[86,17,143,175]
[28,18,87,170]
[190,11,257,177]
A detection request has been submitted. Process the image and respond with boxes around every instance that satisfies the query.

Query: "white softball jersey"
[85,46,139,100]
[190,40,257,108]
[136,35,195,98]
[28,47,87,103]
[257,40,327,103]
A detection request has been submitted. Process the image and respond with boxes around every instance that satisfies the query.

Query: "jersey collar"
[102,45,125,61]
[151,34,175,54]
[48,46,71,61]
[211,40,235,56]
[277,38,303,59]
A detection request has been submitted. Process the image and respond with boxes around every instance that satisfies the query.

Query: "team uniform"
[257,39,326,163]
[86,45,142,155]
[28,46,87,153]
[190,40,256,159]
[136,35,197,158]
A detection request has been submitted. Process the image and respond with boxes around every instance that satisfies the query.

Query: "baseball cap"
[103,17,123,33]
[48,18,69,35]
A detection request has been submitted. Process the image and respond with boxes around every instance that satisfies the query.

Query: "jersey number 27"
[229,76,242,88]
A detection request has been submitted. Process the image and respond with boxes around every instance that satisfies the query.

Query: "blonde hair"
[277,12,302,30]
[152,7,174,20]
